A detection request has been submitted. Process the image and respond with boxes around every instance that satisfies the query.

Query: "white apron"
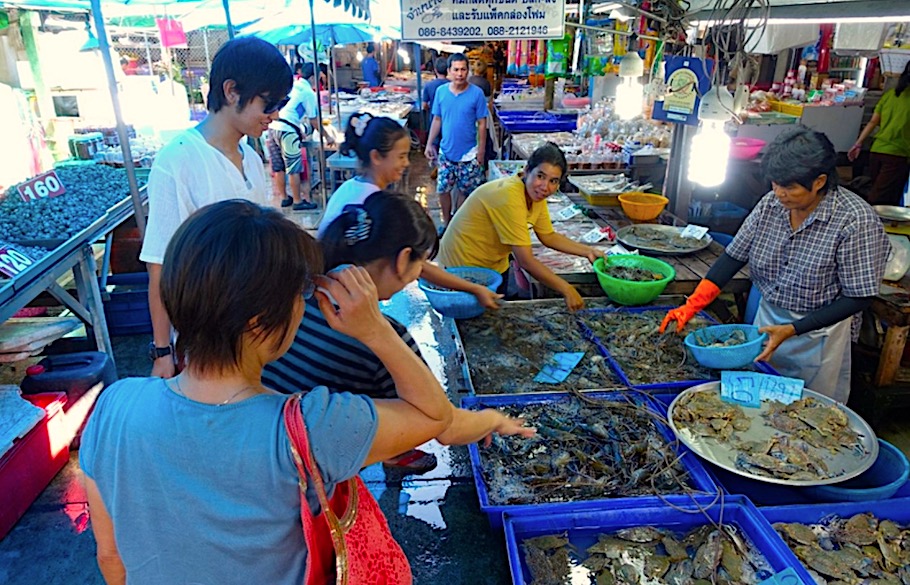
[753,298,852,403]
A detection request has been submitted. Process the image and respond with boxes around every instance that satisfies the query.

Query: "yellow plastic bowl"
[618,192,669,221]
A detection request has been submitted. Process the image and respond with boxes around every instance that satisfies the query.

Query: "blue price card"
[534,352,586,384]
[720,371,762,408]
[759,568,802,585]
[721,371,803,407]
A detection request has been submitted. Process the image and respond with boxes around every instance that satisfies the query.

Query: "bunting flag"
[156,17,188,49]
[323,0,370,21]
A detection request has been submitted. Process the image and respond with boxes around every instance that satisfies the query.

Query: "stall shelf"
[0,190,147,371]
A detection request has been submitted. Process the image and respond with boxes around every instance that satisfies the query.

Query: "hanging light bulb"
[616,50,643,120]
[356,50,364,62]
[687,86,734,187]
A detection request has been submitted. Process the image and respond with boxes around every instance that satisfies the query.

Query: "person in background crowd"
[361,42,382,87]
[468,59,492,98]
[438,143,603,311]
[422,56,449,177]
[321,112,501,309]
[663,126,890,403]
[425,53,488,231]
[266,63,331,211]
[265,193,529,474]
[140,37,292,379]
[848,61,910,206]
[82,199,534,583]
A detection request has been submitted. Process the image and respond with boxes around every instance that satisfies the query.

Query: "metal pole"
[202,26,211,71]
[90,0,146,239]
[332,46,342,131]
[664,123,696,221]
[222,0,235,39]
[415,43,423,112]
[309,0,327,211]
[144,32,153,75]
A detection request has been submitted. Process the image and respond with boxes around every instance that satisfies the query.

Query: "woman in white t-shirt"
[320,112,501,310]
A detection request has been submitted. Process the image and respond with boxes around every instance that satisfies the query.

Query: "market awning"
[689,0,909,23]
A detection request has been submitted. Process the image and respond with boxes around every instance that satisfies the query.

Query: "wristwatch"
[148,343,173,362]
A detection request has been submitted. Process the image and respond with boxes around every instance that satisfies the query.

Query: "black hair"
[527,142,568,179]
[762,125,838,194]
[319,63,328,76]
[162,200,322,375]
[322,192,438,270]
[294,62,303,76]
[301,62,316,81]
[434,57,448,76]
[366,42,376,54]
[341,112,409,168]
[897,61,910,97]
[206,37,292,114]
[448,53,468,68]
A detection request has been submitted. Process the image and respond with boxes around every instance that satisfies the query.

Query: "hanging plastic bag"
[546,34,571,78]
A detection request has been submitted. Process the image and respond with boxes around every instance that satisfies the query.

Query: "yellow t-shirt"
[437,175,555,273]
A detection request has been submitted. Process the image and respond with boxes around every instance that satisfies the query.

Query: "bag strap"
[277,118,305,141]
[282,394,352,585]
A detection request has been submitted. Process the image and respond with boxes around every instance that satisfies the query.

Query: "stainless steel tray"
[667,382,878,486]
[617,224,713,256]
[874,205,910,223]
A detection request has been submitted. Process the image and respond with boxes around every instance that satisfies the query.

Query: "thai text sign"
[400,0,565,41]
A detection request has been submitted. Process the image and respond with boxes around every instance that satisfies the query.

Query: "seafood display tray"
[461,391,718,529]
[579,307,779,391]
[617,224,714,256]
[760,499,910,585]
[504,496,808,585]
[668,383,879,487]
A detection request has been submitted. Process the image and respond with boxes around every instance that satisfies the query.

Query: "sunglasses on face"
[262,95,290,114]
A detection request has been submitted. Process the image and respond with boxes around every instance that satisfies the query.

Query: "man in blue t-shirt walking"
[361,42,382,87]
[425,53,488,230]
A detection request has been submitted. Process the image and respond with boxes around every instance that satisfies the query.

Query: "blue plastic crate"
[761,499,910,584]
[101,272,152,336]
[504,495,812,585]
[578,306,720,390]
[461,390,718,529]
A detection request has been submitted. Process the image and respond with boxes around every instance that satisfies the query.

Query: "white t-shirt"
[139,128,267,265]
[317,177,380,239]
[269,79,318,132]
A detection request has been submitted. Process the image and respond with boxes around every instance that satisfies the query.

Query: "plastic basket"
[684,324,768,369]
[577,306,720,391]
[461,391,718,529]
[617,192,668,221]
[730,136,766,160]
[769,100,804,117]
[804,439,910,502]
[592,255,675,306]
[505,496,807,585]
[761,497,910,584]
[418,267,502,320]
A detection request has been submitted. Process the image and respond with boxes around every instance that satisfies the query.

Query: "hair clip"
[350,113,373,137]
[343,206,372,245]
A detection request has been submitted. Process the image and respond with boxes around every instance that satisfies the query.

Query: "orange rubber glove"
[659,279,722,333]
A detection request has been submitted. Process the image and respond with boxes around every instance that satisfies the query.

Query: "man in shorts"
[425,53,488,230]
[266,63,334,210]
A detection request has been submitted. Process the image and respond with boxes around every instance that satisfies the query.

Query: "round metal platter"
[617,224,713,256]
[667,382,879,486]
[874,205,910,223]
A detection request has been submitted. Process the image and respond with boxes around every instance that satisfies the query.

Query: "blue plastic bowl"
[684,324,768,369]
[418,266,502,320]
[806,439,910,502]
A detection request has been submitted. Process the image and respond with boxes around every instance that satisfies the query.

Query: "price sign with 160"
[0,246,36,278]
[17,170,66,203]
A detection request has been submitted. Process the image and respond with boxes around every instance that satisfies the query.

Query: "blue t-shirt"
[79,379,377,585]
[431,83,488,161]
[361,56,381,87]
[422,78,449,111]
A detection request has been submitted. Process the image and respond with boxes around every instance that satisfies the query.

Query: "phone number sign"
[400,0,565,41]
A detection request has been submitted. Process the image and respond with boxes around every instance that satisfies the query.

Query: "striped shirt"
[726,186,890,312]
[263,297,423,399]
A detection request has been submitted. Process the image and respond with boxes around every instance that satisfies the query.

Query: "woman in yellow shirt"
[438,143,603,310]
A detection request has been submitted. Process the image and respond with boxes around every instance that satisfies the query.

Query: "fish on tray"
[622,225,708,252]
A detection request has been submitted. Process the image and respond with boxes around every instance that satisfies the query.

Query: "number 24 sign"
[0,246,36,278]
[17,170,66,203]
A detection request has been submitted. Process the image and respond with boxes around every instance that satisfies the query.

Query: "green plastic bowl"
[593,255,676,305]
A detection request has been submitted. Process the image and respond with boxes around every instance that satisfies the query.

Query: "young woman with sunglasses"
[140,37,293,379]
[266,192,532,474]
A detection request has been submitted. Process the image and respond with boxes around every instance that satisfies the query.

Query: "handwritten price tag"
[721,371,804,408]
[680,224,709,239]
[534,352,585,383]
[17,170,66,203]
[554,205,582,221]
[606,243,637,257]
[758,568,802,585]
[0,245,36,278]
[580,227,611,244]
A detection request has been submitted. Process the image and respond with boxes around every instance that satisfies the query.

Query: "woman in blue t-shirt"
[80,200,533,584]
